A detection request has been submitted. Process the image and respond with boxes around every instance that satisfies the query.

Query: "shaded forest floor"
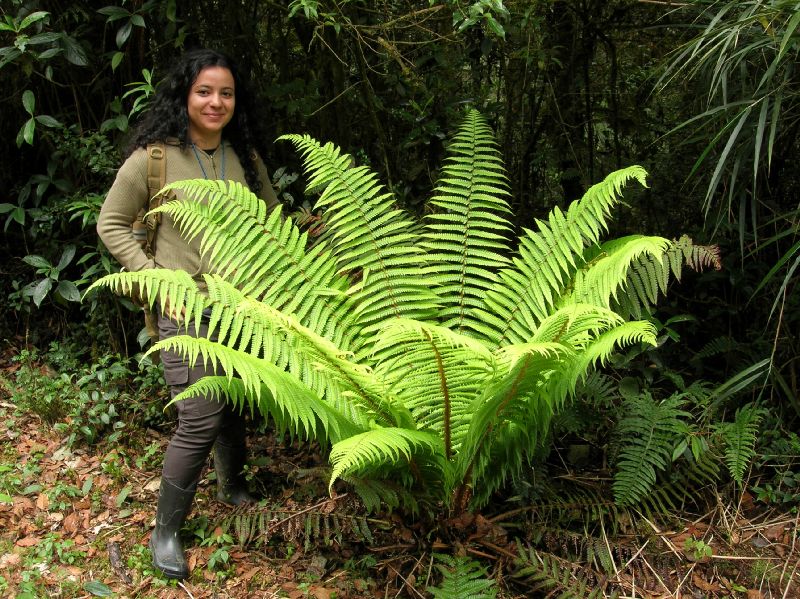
[0,350,798,598]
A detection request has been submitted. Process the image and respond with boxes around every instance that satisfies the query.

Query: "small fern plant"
[427,554,498,599]
[90,110,701,515]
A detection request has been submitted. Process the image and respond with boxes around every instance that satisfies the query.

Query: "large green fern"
[90,109,693,515]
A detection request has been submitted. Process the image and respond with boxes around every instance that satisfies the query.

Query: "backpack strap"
[143,142,167,258]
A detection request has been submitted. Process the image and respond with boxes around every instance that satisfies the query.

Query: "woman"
[97,48,279,580]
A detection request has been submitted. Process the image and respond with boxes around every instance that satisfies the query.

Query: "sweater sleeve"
[97,149,156,272]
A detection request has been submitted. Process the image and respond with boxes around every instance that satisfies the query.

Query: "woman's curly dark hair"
[127,48,265,194]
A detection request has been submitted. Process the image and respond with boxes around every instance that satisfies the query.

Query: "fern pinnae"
[612,394,690,506]
[427,554,498,599]
[423,110,513,336]
[371,319,495,450]
[482,166,648,348]
[612,235,722,319]
[279,134,439,350]
[454,350,568,505]
[328,428,443,492]
[716,403,765,484]
[568,236,671,308]
[155,182,356,350]
[86,268,208,332]
[177,374,358,442]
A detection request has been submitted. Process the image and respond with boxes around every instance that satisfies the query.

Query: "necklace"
[191,142,226,180]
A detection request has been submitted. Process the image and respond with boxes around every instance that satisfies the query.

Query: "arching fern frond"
[531,304,625,347]
[154,336,360,442]
[478,166,648,348]
[636,448,721,516]
[422,109,513,336]
[568,235,671,308]
[231,301,406,428]
[85,268,208,332]
[153,179,356,349]
[455,349,575,503]
[278,134,440,342]
[328,428,444,492]
[173,374,360,444]
[612,235,722,319]
[513,546,609,599]
[371,319,496,455]
[340,474,421,515]
[427,554,498,599]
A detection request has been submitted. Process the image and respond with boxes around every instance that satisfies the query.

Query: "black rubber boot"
[214,442,256,506]
[149,478,195,580]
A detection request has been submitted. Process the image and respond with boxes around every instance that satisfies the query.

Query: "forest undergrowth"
[0,339,797,599]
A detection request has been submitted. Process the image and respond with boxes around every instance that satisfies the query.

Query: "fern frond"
[479,166,648,348]
[692,335,741,361]
[513,546,609,598]
[612,235,722,319]
[328,428,444,492]
[85,268,208,329]
[340,474,421,514]
[568,235,671,309]
[531,304,625,347]
[612,394,690,506]
[233,300,405,428]
[372,319,495,454]
[172,374,359,443]
[637,448,720,516]
[715,403,765,484]
[427,554,498,599]
[422,109,513,336]
[278,134,440,341]
[153,179,357,349]
[455,349,574,504]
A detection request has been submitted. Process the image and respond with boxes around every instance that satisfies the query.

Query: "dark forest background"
[2,1,799,595]
[1,0,797,533]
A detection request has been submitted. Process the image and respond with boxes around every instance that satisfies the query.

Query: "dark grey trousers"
[158,308,245,490]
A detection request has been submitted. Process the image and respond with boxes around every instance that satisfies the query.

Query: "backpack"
[130,143,167,347]
[131,142,167,259]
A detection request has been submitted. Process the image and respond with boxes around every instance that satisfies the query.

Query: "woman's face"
[186,66,235,146]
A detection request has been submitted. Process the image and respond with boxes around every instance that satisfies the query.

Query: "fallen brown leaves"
[1,347,798,598]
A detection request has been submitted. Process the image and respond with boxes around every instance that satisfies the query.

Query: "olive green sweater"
[97,140,280,280]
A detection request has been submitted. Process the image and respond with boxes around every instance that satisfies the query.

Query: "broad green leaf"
[57,245,76,271]
[20,117,35,145]
[83,580,114,597]
[31,278,52,307]
[35,114,62,128]
[20,11,50,30]
[22,254,50,269]
[61,34,89,66]
[57,280,81,303]
[115,485,131,507]
[111,50,124,71]
[98,6,131,21]
[21,89,34,114]
[116,21,132,47]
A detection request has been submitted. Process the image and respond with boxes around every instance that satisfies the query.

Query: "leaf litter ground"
[0,351,798,598]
